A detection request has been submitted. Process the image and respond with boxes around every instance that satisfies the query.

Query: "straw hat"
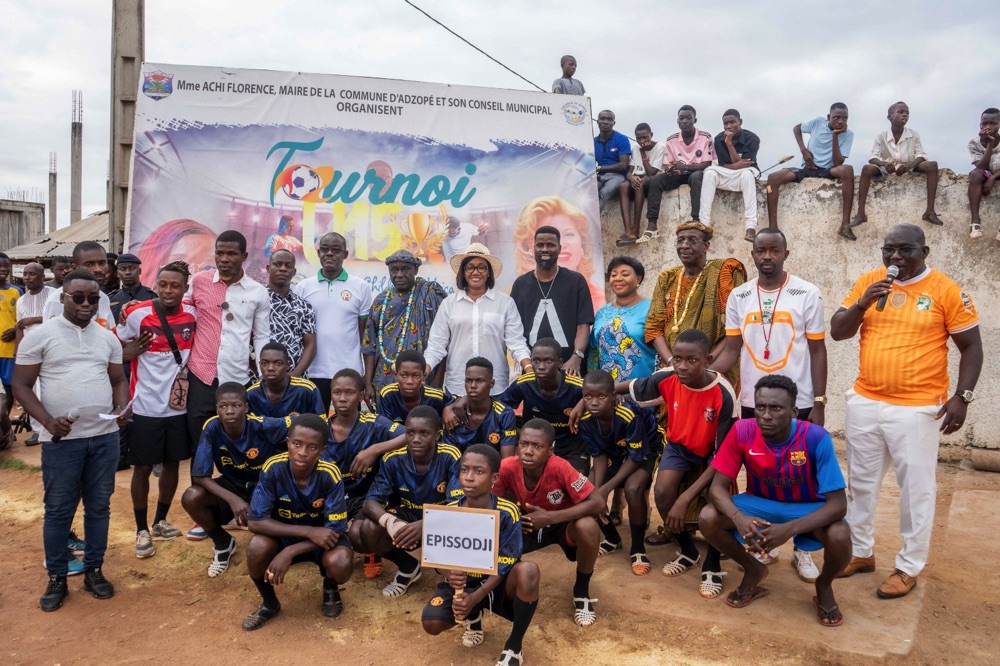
[449,242,503,277]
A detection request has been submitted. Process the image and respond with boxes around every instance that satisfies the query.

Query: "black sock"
[252,576,280,610]
[153,501,170,525]
[323,576,338,590]
[383,548,418,574]
[703,546,721,572]
[674,530,699,560]
[209,529,232,550]
[599,520,622,544]
[629,523,647,555]
[504,598,538,654]
[134,507,148,534]
[572,570,592,599]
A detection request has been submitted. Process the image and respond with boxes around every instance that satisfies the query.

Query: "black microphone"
[51,408,80,443]
[875,265,900,312]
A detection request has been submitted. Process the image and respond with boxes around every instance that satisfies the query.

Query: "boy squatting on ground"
[241,414,354,630]
[422,444,541,666]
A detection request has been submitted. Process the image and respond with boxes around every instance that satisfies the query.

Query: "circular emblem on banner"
[246,448,259,460]
[561,102,587,126]
[489,433,501,444]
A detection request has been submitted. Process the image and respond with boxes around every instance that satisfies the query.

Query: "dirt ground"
[1,431,997,666]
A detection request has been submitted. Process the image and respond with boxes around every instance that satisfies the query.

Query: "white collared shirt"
[870,126,927,165]
[423,288,531,395]
[186,270,270,385]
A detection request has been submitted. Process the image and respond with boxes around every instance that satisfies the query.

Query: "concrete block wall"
[599,170,999,451]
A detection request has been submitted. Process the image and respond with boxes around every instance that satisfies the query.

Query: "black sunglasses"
[67,293,101,305]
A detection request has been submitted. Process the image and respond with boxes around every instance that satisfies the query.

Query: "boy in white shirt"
[618,124,664,245]
[852,102,943,230]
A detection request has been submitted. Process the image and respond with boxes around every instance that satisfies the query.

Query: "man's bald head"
[885,223,925,246]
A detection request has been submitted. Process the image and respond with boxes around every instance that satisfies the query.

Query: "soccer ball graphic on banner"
[281,164,323,200]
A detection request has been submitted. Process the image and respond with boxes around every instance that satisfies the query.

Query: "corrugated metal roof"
[4,210,111,260]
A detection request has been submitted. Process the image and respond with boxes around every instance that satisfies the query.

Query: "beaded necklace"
[670,269,705,333]
[376,287,416,364]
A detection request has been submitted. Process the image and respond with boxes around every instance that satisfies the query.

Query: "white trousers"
[843,389,940,576]
[699,165,759,229]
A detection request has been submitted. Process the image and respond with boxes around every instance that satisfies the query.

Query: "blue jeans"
[41,432,119,576]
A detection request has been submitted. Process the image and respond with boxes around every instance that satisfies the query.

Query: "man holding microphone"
[831,224,982,598]
[13,270,130,611]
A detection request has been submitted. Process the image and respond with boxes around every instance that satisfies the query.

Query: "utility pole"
[70,90,82,224]
[109,0,145,252]
[48,152,57,233]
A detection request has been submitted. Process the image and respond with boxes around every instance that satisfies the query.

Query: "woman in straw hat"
[424,244,532,396]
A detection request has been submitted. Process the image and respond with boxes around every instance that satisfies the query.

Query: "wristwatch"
[959,390,975,404]
[573,349,586,360]
[813,395,828,406]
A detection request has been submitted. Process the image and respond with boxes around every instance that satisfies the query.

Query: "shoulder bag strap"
[151,298,184,367]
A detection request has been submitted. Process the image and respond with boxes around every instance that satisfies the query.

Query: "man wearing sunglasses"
[831,223,982,599]
[13,270,130,611]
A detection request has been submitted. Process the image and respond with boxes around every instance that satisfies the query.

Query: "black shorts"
[387,506,423,524]
[210,476,257,523]
[791,167,836,182]
[522,522,576,561]
[605,454,657,488]
[657,441,709,472]
[345,496,366,521]
[555,437,591,475]
[129,414,191,466]
[421,579,514,625]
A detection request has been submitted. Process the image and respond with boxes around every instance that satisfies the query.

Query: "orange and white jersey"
[726,274,826,409]
[842,267,978,406]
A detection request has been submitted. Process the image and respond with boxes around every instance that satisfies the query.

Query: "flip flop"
[644,525,673,546]
[837,228,858,241]
[921,211,944,226]
[615,234,637,247]
[813,595,844,627]
[725,586,770,608]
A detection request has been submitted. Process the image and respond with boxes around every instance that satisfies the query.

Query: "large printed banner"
[126,63,604,305]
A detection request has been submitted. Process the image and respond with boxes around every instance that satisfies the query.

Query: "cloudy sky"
[2,0,996,230]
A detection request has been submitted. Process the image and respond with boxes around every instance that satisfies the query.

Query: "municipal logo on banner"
[142,71,173,101]
[561,102,587,126]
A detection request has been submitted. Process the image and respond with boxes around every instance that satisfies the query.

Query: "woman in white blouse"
[424,243,531,396]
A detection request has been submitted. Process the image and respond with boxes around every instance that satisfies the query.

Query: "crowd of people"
[561,51,1000,245]
[0,58,984,666]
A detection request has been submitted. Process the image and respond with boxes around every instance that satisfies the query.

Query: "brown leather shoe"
[837,555,876,578]
[877,569,917,598]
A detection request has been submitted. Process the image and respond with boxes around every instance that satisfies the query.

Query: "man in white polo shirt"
[711,227,828,583]
[294,232,372,410]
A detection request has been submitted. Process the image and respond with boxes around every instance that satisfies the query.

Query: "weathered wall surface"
[599,170,999,451]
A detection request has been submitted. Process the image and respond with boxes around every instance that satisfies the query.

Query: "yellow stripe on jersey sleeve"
[261,452,290,472]
[564,374,584,387]
[317,460,343,483]
[201,415,220,430]
[379,383,400,397]
[497,498,521,522]
[517,372,536,384]
[438,443,462,460]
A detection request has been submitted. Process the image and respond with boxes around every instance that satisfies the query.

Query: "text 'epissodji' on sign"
[421,504,500,576]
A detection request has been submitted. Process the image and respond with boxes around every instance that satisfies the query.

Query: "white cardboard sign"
[421,504,500,576]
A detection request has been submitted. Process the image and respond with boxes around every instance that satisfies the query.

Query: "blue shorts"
[730,493,831,551]
[0,358,14,386]
[658,441,707,472]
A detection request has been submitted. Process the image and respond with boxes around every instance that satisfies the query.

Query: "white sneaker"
[752,547,780,565]
[135,530,156,559]
[792,548,820,582]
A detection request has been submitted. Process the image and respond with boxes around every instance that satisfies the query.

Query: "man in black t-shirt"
[509,225,595,375]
